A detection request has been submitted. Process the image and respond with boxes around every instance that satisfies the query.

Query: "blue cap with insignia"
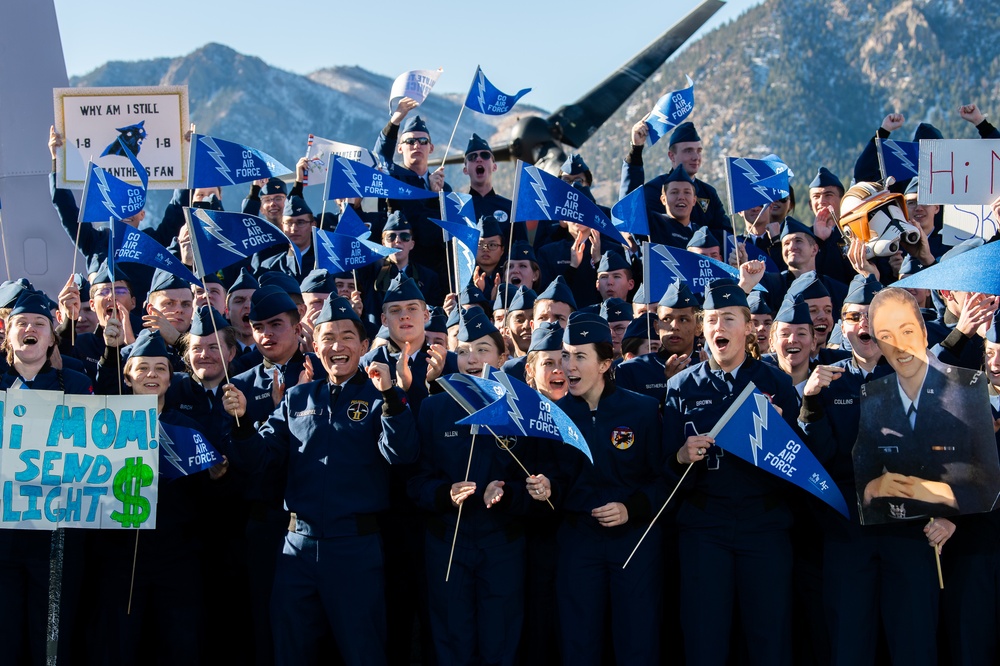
[400,115,429,136]
[260,178,286,197]
[507,285,537,313]
[509,240,537,264]
[787,271,829,301]
[427,306,448,334]
[780,216,816,240]
[686,226,720,250]
[478,214,502,240]
[283,195,313,218]
[383,274,425,305]
[623,312,659,342]
[844,273,882,306]
[493,283,520,312]
[228,268,259,295]
[536,275,578,310]
[314,295,363,329]
[664,164,696,187]
[188,305,230,337]
[458,307,498,342]
[597,250,630,274]
[600,297,633,323]
[563,311,612,345]
[658,278,697,309]
[259,271,302,296]
[148,268,191,296]
[465,133,491,155]
[127,330,170,360]
[702,278,748,310]
[8,290,53,322]
[669,121,700,146]
[300,269,337,295]
[528,321,564,352]
[774,291,813,325]
[809,167,844,192]
[383,211,411,232]
[460,284,489,309]
[248,285,297,322]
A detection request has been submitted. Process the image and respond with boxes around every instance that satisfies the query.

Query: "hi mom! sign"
[0,390,160,530]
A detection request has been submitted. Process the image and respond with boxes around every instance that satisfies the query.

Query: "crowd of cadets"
[2,99,1000,666]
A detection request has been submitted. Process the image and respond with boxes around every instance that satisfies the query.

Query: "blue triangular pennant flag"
[645,75,695,147]
[333,205,372,240]
[189,134,291,188]
[726,157,791,213]
[326,156,438,201]
[427,217,480,290]
[881,139,920,182]
[611,186,650,237]
[710,383,849,518]
[158,422,223,480]
[186,208,292,276]
[436,373,506,427]
[894,239,1000,294]
[514,161,625,243]
[313,227,398,273]
[442,191,476,225]
[722,232,779,272]
[464,66,531,116]
[78,142,148,223]
[110,220,203,287]
[646,243,764,303]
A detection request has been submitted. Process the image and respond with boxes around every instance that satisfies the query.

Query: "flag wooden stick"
[45,526,64,664]
[642,240,652,350]
[445,430,478,582]
[70,221,84,345]
[0,208,10,281]
[126,530,140,614]
[930,517,944,589]
[439,69,477,171]
[438,191,455,294]
[623,463,693,569]
[485,426,554,510]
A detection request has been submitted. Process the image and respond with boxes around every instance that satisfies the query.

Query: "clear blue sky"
[53,0,762,111]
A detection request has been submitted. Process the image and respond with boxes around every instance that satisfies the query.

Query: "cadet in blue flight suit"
[617,278,700,405]
[464,133,514,232]
[408,307,537,666]
[373,101,452,276]
[601,297,633,359]
[664,278,802,666]
[553,311,667,665]
[499,285,536,362]
[759,218,849,314]
[645,164,705,248]
[798,274,943,666]
[621,119,732,235]
[0,291,94,666]
[223,296,418,666]
[502,276,577,383]
[594,250,637,305]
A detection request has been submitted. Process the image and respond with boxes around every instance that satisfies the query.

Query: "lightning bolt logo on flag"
[513,161,626,244]
[710,383,849,518]
[78,139,149,224]
[725,157,791,213]
[326,156,439,202]
[109,220,202,287]
[158,422,223,481]
[644,75,695,147]
[645,243,764,303]
[427,217,480,291]
[881,140,920,181]
[463,66,532,116]
[186,208,290,277]
[313,227,399,274]
[189,134,291,188]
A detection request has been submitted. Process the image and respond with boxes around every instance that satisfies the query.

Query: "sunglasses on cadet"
[401,137,430,146]
[384,232,412,242]
[466,151,493,162]
[841,311,869,323]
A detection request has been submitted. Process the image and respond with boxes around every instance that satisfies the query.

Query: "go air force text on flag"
[185,208,299,277]
[464,66,531,116]
[326,156,438,202]
[189,134,291,189]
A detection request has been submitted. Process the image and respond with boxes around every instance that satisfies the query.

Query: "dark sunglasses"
[401,137,430,146]
[466,151,493,162]
[384,232,412,242]
[841,311,869,323]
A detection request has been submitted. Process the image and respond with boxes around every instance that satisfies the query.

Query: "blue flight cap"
[260,178,286,197]
[899,254,926,277]
[536,276,578,310]
[460,284,489,308]
[465,133,491,155]
[844,274,882,306]
[702,278,748,310]
[383,211,411,232]
[578,304,602,316]
[941,237,984,262]
[493,283,520,312]
[563,311,612,345]
[188,305,230,337]
[91,263,133,288]
[528,321,564,352]
[631,283,647,305]
[664,164,696,187]
[314,295,363,329]
[283,195,313,219]
[300,269,337,294]
[202,273,224,286]
[509,240,537,264]
[600,297,633,323]
[127,330,170,360]
[809,167,844,192]
[787,271,829,301]
[400,115,429,136]
[561,152,589,176]
[248,285,297,321]
[658,278,697,309]
[427,306,448,334]
[623,312,659,342]
[597,250,631,274]
[375,325,391,342]
[457,307,498,342]
[507,286,537,313]
[383,274,425,305]
[913,123,943,142]
[477,214,502,240]
[446,306,461,329]
[686,226,721,250]
[259,271,302,296]
[228,268,259,295]
[669,121,701,146]
[774,292,813,325]
[904,178,920,197]
[72,273,90,296]
[780,216,816,240]
[148,268,191,295]
[747,291,773,316]
[0,278,35,309]
[8,290,53,321]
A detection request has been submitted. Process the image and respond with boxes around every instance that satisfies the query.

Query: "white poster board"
[918,139,1000,205]
[941,204,999,246]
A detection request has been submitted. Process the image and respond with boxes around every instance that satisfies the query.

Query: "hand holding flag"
[645,76,695,147]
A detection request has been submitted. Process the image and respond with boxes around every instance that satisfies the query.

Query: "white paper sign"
[389,68,443,110]
[303,135,380,186]
[941,204,999,246]
[918,139,1000,205]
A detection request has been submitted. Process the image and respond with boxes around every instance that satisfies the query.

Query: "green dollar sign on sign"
[110,456,154,528]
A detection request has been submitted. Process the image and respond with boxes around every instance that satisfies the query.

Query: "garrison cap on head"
[787,271,829,301]
[260,178,287,197]
[458,307,498,342]
[904,178,920,197]
[702,278,748,310]
[0,279,35,309]
[536,276,578,310]
[747,291,773,316]
[465,133,491,155]
[249,285,297,321]
[561,152,589,176]
[600,298,633,323]
[658,278,698,309]
[477,214,502,240]
[528,321,564,352]
[91,263,132,287]
[809,167,844,192]
[314,295,363,328]
[427,306,448,334]
[375,325,391,342]
[228,268,259,295]
[9,290,53,322]
[299,269,337,294]
[597,250,630,274]
[202,273,224,287]
[319,211,338,229]
[686,226,721,250]
[446,306,461,329]
[383,211,411,232]
[664,164,696,187]
[563,311,612,345]
[941,237,983,262]
[283,195,313,219]
[400,115,429,136]
[259,271,302,296]
[898,254,926,277]
[774,292,813,325]
[460,284,489,309]
[148,268,191,295]
[507,286,537,313]
[188,306,230,337]
[913,123,943,142]
[493,283,519,312]
[127,330,170,360]
[780,216,816,241]
[578,304,601,316]
[72,273,90,295]
[844,274,882,306]
[623,312,659,342]
[669,121,700,146]
[631,283,647,305]
[383,274,425,305]
[509,240,537,264]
